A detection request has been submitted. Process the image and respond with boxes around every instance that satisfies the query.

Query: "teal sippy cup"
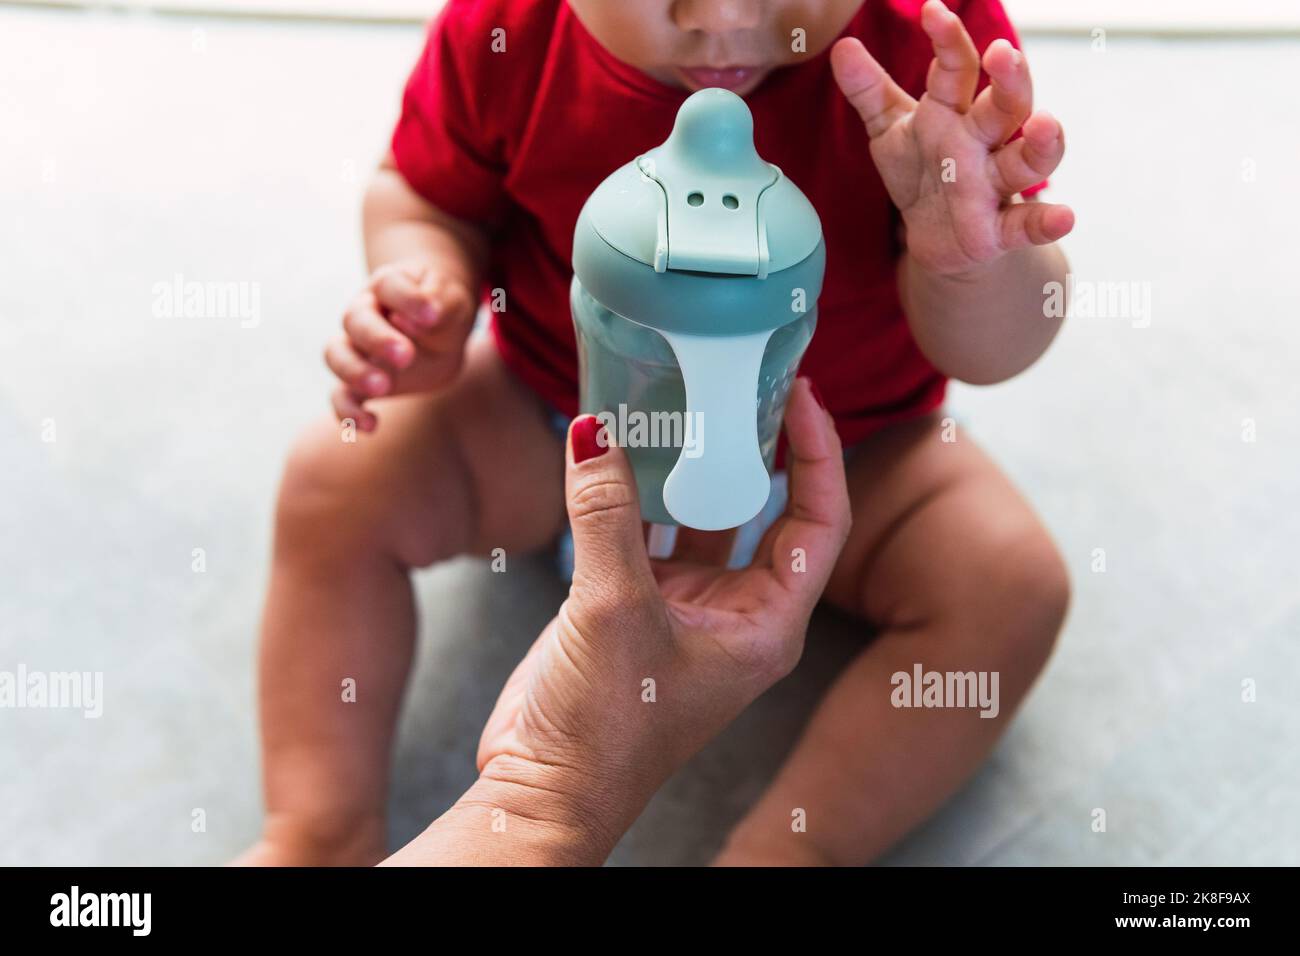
[571,88,825,531]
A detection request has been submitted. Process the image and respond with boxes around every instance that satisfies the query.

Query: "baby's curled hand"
[474,379,850,852]
[831,0,1074,276]
[324,261,476,432]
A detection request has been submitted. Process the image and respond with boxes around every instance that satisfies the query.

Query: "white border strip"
[1005,0,1300,34]
[7,0,1300,35]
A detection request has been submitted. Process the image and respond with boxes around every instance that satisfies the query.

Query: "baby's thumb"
[565,415,655,600]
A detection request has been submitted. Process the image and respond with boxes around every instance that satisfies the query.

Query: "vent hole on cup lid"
[687,191,704,207]
[722,194,739,210]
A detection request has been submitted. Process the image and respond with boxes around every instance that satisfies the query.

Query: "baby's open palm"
[832,0,1074,276]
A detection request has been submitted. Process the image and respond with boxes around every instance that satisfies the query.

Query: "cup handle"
[658,328,774,531]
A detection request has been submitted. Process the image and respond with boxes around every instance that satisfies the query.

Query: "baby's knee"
[273,416,468,567]
[273,418,372,550]
[979,525,1070,664]
[275,416,477,568]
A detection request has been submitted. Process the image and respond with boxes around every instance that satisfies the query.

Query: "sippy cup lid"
[573,88,825,337]
[571,89,827,532]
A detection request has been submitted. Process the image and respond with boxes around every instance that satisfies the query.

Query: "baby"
[240,0,1073,866]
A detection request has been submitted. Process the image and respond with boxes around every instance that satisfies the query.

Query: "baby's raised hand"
[831,0,1074,276]
[324,261,476,431]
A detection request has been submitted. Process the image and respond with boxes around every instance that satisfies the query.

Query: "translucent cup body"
[571,278,816,525]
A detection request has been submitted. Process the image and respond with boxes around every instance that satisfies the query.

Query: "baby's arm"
[832,0,1073,384]
[899,215,1068,385]
[323,156,487,432]
[362,153,487,286]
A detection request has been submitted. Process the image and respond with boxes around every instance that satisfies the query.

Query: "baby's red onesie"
[390,0,1043,447]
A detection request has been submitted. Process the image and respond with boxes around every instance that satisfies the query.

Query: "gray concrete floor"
[1,8,1296,866]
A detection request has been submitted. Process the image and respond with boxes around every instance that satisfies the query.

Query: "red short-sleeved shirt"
[391,0,1040,447]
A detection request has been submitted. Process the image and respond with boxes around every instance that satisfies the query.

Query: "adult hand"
[384,378,851,865]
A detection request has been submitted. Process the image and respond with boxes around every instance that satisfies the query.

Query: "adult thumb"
[565,415,655,599]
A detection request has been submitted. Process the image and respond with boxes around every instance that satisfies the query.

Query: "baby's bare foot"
[230,812,388,867]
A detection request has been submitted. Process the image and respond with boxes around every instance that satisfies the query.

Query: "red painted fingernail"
[571,415,608,463]
[805,377,828,410]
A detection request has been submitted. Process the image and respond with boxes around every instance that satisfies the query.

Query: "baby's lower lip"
[677,66,763,92]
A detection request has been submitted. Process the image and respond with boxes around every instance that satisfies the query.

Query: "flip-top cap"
[637,89,777,276]
[583,88,823,279]
[573,88,825,335]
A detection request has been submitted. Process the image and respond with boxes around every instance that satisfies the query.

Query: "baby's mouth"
[675,65,768,94]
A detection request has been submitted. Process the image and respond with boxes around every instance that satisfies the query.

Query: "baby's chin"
[671,64,774,98]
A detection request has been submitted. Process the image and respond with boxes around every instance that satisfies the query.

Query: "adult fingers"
[565,415,658,612]
[756,379,851,599]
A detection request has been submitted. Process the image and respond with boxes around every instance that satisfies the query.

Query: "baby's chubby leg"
[715,413,1070,866]
[235,336,566,865]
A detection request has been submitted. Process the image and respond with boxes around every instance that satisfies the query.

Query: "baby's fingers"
[830,37,916,139]
[376,271,476,358]
[324,335,390,399]
[406,279,478,354]
[371,264,438,329]
[330,386,376,433]
[998,199,1075,253]
[969,38,1032,146]
[343,291,416,370]
[990,111,1064,195]
[920,0,980,112]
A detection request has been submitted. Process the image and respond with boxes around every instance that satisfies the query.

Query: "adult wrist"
[449,754,652,866]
